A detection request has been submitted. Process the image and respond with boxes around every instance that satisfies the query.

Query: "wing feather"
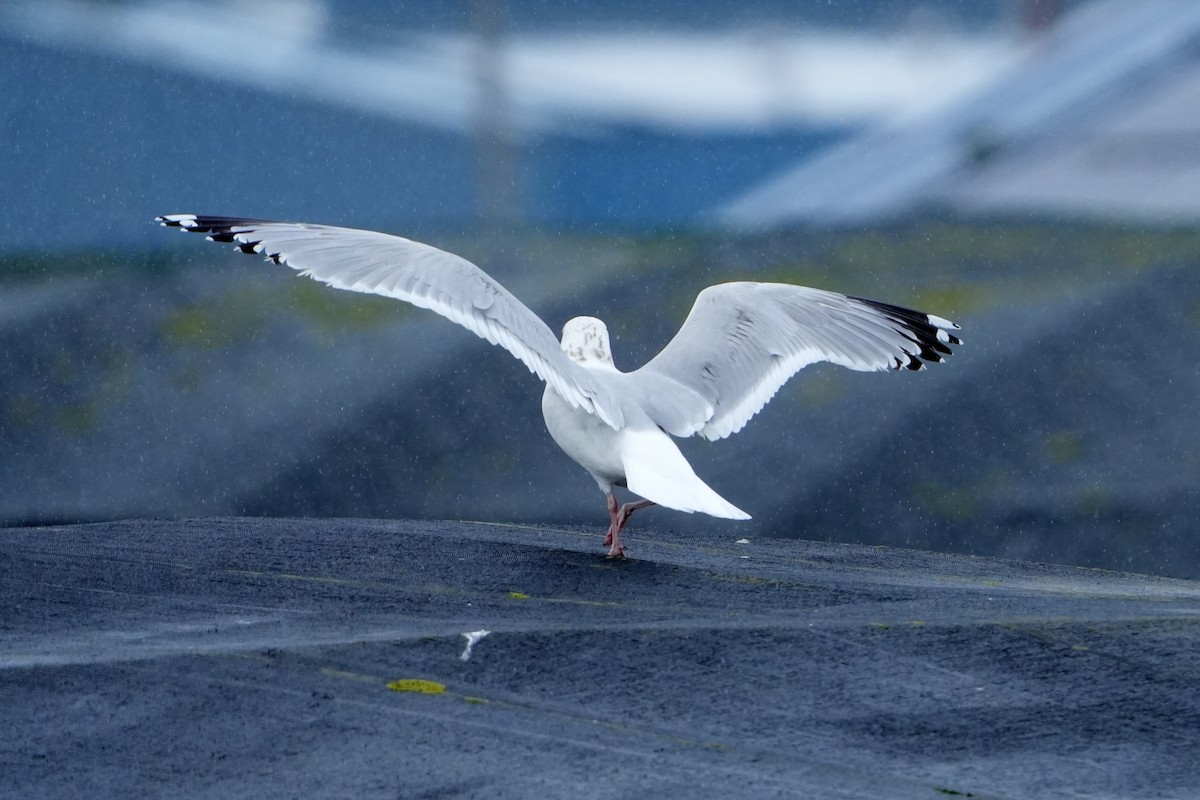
[633,282,961,441]
[157,214,623,429]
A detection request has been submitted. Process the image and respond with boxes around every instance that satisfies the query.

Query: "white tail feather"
[621,429,751,520]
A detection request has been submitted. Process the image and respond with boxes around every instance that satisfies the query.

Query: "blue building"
[2,0,1043,251]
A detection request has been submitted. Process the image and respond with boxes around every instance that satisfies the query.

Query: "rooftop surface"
[4,517,1198,798]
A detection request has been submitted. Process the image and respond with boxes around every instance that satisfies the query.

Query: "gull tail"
[621,429,751,520]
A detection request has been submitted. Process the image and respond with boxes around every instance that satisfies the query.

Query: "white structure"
[720,0,1200,227]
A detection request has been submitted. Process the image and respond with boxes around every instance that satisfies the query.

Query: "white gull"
[158,215,962,557]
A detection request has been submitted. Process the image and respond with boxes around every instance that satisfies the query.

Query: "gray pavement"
[3,517,1200,798]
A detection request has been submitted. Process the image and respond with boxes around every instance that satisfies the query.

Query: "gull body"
[158,214,962,557]
[542,316,750,552]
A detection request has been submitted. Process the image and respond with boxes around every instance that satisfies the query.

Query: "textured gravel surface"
[4,517,1200,799]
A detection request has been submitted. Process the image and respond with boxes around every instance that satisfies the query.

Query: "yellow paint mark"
[387,679,446,695]
[508,591,530,600]
[317,669,490,705]
[907,620,926,627]
[365,674,730,751]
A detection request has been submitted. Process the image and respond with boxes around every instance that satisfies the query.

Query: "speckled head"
[560,316,614,367]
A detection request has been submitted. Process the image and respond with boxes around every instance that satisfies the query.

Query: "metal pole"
[471,0,520,231]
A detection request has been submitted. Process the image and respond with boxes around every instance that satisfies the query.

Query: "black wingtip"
[155,214,276,263]
[155,214,275,234]
[851,295,963,372]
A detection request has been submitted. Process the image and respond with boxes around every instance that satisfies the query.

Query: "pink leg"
[603,492,620,548]
[602,493,655,558]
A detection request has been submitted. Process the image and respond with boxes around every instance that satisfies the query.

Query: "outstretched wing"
[157,214,623,429]
[632,282,961,441]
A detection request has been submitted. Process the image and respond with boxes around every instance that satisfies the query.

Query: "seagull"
[158,214,961,557]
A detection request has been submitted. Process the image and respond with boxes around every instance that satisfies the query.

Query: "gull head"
[560,316,614,367]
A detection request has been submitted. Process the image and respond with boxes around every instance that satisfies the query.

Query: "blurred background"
[3,0,1199,577]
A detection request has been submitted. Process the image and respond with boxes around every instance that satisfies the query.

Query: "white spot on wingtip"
[460,629,491,661]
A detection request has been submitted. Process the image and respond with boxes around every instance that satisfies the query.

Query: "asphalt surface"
[3,517,1200,799]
